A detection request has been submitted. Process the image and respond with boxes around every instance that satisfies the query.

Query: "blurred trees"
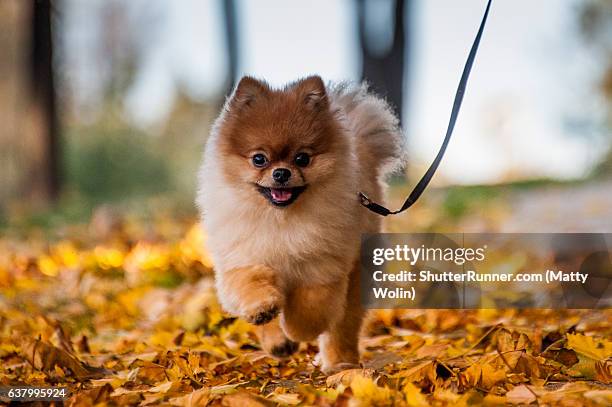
[30,0,60,202]
[0,0,59,210]
[580,0,612,109]
[222,0,238,95]
[220,0,412,118]
[357,0,411,124]
[580,0,612,175]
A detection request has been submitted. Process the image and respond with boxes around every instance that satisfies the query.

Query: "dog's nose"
[272,168,291,183]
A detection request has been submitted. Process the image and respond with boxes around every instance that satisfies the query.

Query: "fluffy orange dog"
[197,75,404,373]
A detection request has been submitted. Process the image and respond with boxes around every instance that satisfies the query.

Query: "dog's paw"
[246,304,280,325]
[313,354,361,375]
[270,339,299,358]
[320,362,361,375]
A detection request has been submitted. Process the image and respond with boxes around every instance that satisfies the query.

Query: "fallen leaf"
[348,374,398,406]
[21,338,103,379]
[566,333,612,361]
[595,358,612,384]
[506,385,536,405]
[267,392,301,405]
[326,368,375,388]
[211,381,250,395]
[221,391,273,406]
[583,389,612,405]
[168,387,211,406]
[149,380,174,393]
[403,381,428,406]
[67,383,113,406]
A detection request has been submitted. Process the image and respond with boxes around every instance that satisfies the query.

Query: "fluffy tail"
[328,82,406,179]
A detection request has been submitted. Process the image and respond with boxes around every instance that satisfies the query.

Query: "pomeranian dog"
[197,75,404,373]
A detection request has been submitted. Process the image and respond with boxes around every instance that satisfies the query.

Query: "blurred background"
[0,0,611,232]
[1,3,611,399]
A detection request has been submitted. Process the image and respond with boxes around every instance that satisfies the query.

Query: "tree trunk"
[0,0,60,209]
[222,0,239,96]
[357,0,411,125]
[28,0,60,203]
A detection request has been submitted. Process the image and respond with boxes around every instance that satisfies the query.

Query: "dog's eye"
[294,153,310,167]
[252,154,268,168]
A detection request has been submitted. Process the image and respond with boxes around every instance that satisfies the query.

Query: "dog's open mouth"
[256,185,307,207]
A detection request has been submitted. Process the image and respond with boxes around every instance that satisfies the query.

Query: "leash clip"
[358,192,371,207]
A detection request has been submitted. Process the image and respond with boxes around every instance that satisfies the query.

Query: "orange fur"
[197,75,404,374]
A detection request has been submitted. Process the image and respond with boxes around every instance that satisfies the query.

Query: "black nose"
[272,168,291,183]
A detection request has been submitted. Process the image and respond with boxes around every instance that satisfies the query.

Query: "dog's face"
[215,76,346,208]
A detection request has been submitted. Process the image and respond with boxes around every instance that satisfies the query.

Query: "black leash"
[359,0,493,217]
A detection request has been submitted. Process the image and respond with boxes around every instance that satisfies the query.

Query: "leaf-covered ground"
[1,206,611,406]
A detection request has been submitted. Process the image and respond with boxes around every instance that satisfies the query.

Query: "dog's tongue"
[271,188,292,202]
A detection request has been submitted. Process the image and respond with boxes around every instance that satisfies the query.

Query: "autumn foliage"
[0,212,611,406]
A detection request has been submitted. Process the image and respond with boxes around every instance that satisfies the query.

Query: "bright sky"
[62,0,609,184]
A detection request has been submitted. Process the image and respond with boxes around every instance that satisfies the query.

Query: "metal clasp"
[358,192,371,206]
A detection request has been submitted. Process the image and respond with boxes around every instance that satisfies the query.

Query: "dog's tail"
[328,82,406,180]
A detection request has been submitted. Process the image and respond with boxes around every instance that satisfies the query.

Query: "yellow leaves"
[116,285,150,317]
[0,342,20,356]
[180,280,222,331]
[37,255,58,276]
[52,241,80,268]
[219,318,254,348]
[171,351,205,381]
[326,368,375,387]
[36,241,80,277]
[431,388,460,404]
[565,333,612,380]
[13,221,214,290]
[566,332,612,361]
[168,387,210,406]
[132,362,167,385]
[149,330,177,348]
[220,391,272,406]
[267,391,301,405]
[403,382,428,407]
[92,246,124,269]
[2,215,611,405]
[181,224,214,268]
[148,380,175,393]
[210,381,251,395]
[121,225,213,287]
[464,358,506,390]
[495,328,532,354]
[124,242,171,280]
[396,360,437,383]
[348,374,398,406]
[325,370,397,405]
[91,375,128,389]
[191,336,229,359]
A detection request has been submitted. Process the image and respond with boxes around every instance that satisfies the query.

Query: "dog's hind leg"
[280,278,347,343]
[317,263,364,374]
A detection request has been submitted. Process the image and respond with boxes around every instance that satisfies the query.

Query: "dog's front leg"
[216,265,284,325]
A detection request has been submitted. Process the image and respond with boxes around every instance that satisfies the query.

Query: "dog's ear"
[229,76,269,110]
[293,75,328,110]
